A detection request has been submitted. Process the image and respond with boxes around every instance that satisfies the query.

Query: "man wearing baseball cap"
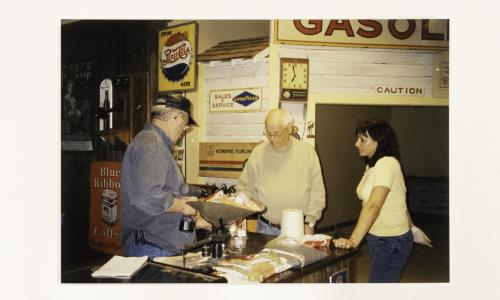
[120,94,209,258]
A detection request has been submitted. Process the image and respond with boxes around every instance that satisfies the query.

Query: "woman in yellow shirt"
[334,118,432,282]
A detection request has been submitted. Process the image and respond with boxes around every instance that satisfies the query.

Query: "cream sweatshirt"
[237,138,326,225]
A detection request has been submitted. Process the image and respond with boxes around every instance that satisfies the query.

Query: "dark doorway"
[315,104,449,228]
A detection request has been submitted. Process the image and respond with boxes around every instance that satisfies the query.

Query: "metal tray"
[187,199,265,226]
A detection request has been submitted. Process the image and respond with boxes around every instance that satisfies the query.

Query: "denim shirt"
[120,123,195,254]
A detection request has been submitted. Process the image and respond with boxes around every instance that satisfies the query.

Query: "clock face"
[282,62,308,90]
[280,58,309,101]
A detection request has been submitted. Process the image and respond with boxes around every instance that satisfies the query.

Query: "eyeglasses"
[263,127,289,138]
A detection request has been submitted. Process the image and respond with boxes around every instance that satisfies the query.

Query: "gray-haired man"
[237,108,326,236]
[120,94,209,258]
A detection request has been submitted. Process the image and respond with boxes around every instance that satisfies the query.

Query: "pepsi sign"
[158,22,197,92]
[161,32,192,82]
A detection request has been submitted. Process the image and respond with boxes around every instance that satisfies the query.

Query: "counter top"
[61,232,358,283]
[230,232,358,283]
[62,261,226,283]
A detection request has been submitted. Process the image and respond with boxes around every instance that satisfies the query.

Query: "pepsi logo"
[161,32,192,82]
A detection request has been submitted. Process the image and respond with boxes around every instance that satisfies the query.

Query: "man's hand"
[304,224,314,235]
[195,215,212,230]
[167,197,197,215]
[180,196,197,215]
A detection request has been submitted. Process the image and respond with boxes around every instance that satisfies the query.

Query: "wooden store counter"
[61,233,359,283]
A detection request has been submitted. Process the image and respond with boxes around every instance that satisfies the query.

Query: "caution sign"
[89,161,123,255]
[199,142,259,179]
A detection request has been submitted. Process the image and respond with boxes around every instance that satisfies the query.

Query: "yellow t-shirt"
[356,156,409,236]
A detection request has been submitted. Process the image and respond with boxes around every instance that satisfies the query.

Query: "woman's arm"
[406,210,415,227]
[334,186,389,249]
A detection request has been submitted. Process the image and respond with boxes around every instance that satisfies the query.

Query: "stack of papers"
[91,255,148,278]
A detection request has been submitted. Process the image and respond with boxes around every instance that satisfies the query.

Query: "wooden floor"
[329,213,450,283]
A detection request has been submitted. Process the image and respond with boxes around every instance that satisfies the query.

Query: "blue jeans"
[123,243,176,260]
[365,230,414,283]
[256,218,281,236]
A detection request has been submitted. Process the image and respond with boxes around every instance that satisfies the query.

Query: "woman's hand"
[411,226,433,248]
[333,237,355,249]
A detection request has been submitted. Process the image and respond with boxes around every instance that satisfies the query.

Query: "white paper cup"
[280,209,304,240]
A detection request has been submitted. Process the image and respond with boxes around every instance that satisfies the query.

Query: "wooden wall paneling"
[125,30,148,74]
[310,74,432,88]
[290,46,437,98]
[129,73,150,139]
[277,47,309,59]
[204,75,269,90]
[203,61,270,132]
[310,62,383,76]
[61,21,154,269]
[310,62,433,77]
[310,75,433,97]
[198,50,265,61]
[205,124,263,136]
[147,21,166,101]
[111,76,129,132]
[310,84,434,98]
[205,136,265,142]
[300,48,436,65]
[197,36,268,62]
[201,59,270,184]
[204,62,269,80]
[61,151,105,267]
[310,87,378,95]
[380,64,434,77]
[205,111,267,125]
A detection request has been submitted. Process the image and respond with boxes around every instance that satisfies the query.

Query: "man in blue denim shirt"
[120,95,210,259]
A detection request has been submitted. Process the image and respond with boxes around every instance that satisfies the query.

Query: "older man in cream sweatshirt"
[237,108,326,235]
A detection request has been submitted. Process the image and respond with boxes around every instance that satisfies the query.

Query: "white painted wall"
[202,59,270,142]
[278,44,438,98]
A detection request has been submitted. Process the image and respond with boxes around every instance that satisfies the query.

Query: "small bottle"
[235,225,247,250]
[201,244,211,257]
[103,90,110,130]
[234,236,247,250]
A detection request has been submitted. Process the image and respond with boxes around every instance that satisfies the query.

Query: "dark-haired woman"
[333,118,432,282]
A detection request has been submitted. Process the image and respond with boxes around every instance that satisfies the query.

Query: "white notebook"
[91,255,148,278]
